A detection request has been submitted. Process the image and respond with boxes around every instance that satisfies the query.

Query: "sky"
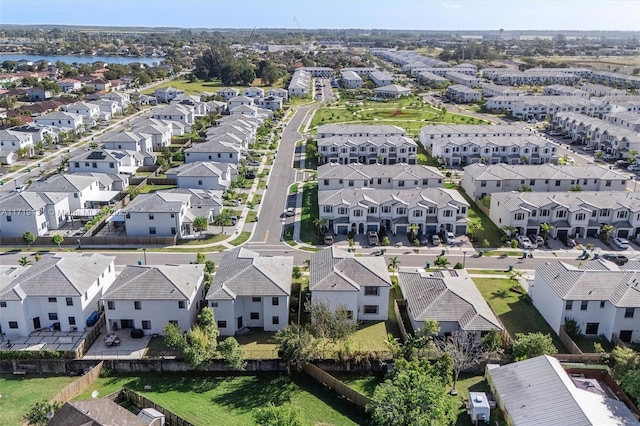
[1,0,639,32]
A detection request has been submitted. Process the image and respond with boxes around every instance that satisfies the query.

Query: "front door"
[33,317,41,330]
[619,330,633,343]
[237,316,243,330]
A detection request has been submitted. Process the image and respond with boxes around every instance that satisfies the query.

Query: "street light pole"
[143,248,147,265]
[463,251,467,269]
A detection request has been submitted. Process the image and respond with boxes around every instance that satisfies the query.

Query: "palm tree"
[434,255,450,269]
[388,256,400,276]
[595,151,605,160]
[520,155,529,164]
[18,256,32,267]
[468,219,483,242]
[629,149,639,164]
[599,224,614,242]
[540,222,554,243]
[408,223,419,242]
[213,210,231,234]
[193,216,209,235]
[313,218,329,236]
[502,225,517,238]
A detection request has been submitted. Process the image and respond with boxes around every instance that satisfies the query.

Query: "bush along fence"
[304,363,373,410]
[107,388,194,426]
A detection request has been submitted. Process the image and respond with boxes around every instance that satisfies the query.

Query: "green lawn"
[349,321,394,355]
[459,190,504,248]
[387,284,403,339]
[309,96,489,135]
[300,182,321,245]
[454,373,507,426]
[138,184,178,194]
[74,373,366,426]
[0,374,77,425]
[229,231,251,246]
[175,233,230,245]
[304,139,318,170]
[472,278,567,353]
[467,269,510,275]
[330,373,384,398]
[417,144,440,167]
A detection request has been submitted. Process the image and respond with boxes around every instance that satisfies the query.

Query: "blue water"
[0,54,163,66]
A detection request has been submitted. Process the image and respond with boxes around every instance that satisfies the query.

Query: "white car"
[628,164,640,171]
[444,231,455,245]
[613,237,630,249]
[517,235,533,249]
[284,207,295,217]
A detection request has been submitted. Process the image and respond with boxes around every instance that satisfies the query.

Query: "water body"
[0,54,163,66]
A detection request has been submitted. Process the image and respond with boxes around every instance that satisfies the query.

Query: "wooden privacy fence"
[394,299,410,343]
[49,361,103,405]
[558,327,583,354]
[304,363,373,409]
[109,388,194,426]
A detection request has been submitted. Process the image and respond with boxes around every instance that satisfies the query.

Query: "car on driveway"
[613,237,630,249]
[443,231,455,245]
[368,231,379,246]
[420,235,429,246]
[529,234,544,248]
[628,164,640,171]
[561,235,577,247]
[324,234,334,245]
[430,234,441,246]
[602,253,629,265]
[284,207,295,217]
[517,235,533,249]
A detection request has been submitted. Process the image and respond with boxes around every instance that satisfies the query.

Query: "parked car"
[529,235,544,248]
[229,215,238,225]
[616,160,630,168]
[602,253,629,265]
[284,207,295,217]
[248,161,261,166]
[244,171,256,179]
[130,328,144,338]
[430,234,441,246]
[561,235,577,247]
[628,164,640,171]
[324,234,334,245]
[517,235,533,249]
[443,231,455,245]
[613,237,630,249]
[419,235,429,246]
[368,231,379,246]
[12,185,25,193]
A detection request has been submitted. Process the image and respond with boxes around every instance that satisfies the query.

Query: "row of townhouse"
[445,71,481,88]
[69,149,155,175]
[486,95,612,120]
[462,163,628,201]
[317,124,405,139]
[340,70,363,89]
[445,84,482,103]
[317,135,418,165]
[0,174,126,237]
[215,86,288,102]
[607,110,640,131]
[551,111,640,158]
[428,135,558,167]
[481,83,522,98]
[288,69,311,97]
[340,67,378,76]
[591,71,640,89]
[369,70,394,87]
[318,163,444,191]
[488,191,640,240]
[419,124,529,144]
[543,84,589,98]
[408,66,477,77]
[318,187,469,237]
[582,83,629,97]
[532,261,640,344]
[298,67,334,78]
[480,68,585,86]
[416,71,449,88]
[370,49,448,70]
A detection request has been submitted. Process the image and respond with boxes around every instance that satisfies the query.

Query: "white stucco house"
[309,246,391,321]
[34,111,84,133]
[166,161,234,191]
[151,104,195,127]
[0,253,116,337]
[398,268,501,338]
[102,264,205,335]
[531,261,640,344]
[154,86,185,103]
[123,192,194,238]
[102,131,154,154]
[0,191,70,236]
[216,87,240,101]
[131,121,172,150]
[318,163,444,191]
[242,87,264,99]
[206,248,293,336]
[184,139,244,164]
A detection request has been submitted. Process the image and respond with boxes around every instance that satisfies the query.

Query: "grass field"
[472,277,567,353]
[330,373,383,398]
[459,190,504,248]
[142,77,283,95]
[300,182,321,245]
[138,184,178,194]
[0,374,77,425]
[74,373,367,425]
[309,96,489,135]
[229,231,251,246]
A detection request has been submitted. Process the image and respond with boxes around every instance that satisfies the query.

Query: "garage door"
[426,225,437,235]
[586,228,598,238]
[556,229,569,239]
[455,225,467,235]
[337,225,348,235]
[396,226,407,235]
[367,224,378,232]
[617,229,630,238]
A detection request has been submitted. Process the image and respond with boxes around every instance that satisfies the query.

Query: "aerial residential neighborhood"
[1,1,640,425]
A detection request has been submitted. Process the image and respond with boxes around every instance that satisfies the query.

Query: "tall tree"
[52,234,64,249]
[306,300,356,357]
[367,358,457,426]
[253,403,302,426]
[274,324,319,373]
[23,231,36,250]
[388,256,400,276]
[512,332,557,361]
[433,332,488,392]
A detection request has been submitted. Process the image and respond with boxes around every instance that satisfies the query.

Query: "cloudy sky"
[1,0,638,31]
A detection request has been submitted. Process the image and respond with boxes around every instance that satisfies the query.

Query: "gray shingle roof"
[317,124,406,137]
[317,135,417,148]
[310,246,391,292]
[206,248,293,300]
[0,253,114,301]
[166,161,227,178]
[103,264,203,300]
[27,174,98,193]
[535,261,640,307]
[487,355,639,425]
[463,163,627,181]
[491,191,640,215]
[398,269,501,332]
[319,187,469,210]
[125,192,190,213]
[318,163,443,181]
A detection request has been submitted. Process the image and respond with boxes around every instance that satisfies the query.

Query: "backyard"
[74,373,367,425]
[472,277,567,353]
[0,374,77,425]
[309,95,490,135]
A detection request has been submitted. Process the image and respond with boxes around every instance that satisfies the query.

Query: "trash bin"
[440,249,446,256]
[479,251,483,257]
[425,262,431,269]
[508,264,513,272]
[522,251,527,259]
[381,249,385,254]
[593,252,600,259]
[138,260,142,265]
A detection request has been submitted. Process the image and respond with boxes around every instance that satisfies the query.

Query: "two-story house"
[124,192,194,237]
[310,246,391,321]
[206,248,292,336]
[131,120,172,150]
[0,191,69,236]
[0,253,116,337]
[166,161,235,191]
[317,136,418,165]
[102,131,154,154]
[69,150,153,175]
[102,264,205,335]
[531,261,640,344]
[151,104,195,127]
[318,163,444,191]
[34,111,84,133]
[216,87,240,101]
[184,139,244,164]
[317,124,405,139]
[154,86,185,103]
